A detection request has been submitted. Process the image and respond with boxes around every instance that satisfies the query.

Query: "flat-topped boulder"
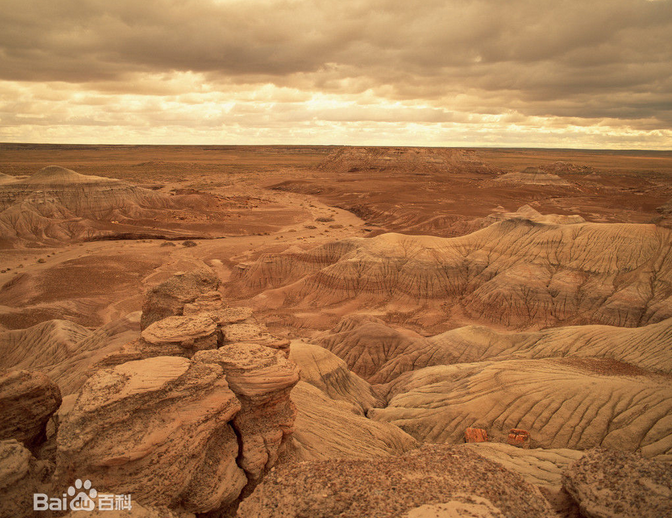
[221,322,290,353]
[196,343,299,399]
[141,314,218,350]
[0,370,62,450]
[56,356,246,515]
[213,306,255,324]
[222,322,265,343]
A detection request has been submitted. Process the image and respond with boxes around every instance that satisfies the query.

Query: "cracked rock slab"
[195,344,299,479]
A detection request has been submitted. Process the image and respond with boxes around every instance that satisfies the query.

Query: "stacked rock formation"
[52,268,300,516]
[102,268,289,368]
[195,344,299,480]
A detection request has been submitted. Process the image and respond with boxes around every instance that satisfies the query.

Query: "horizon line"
[1,142,671,153]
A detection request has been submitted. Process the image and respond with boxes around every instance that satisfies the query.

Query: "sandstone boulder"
[562,448,672,518]
[140,268,219,329]
[141,314,219,351]
[0,370,61,450]
[0,440,51,518]
[221,321,290,353]
[194,344,299,479]
[55,356,246,515]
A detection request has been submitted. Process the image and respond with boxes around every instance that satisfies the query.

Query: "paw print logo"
[68,479,97,511]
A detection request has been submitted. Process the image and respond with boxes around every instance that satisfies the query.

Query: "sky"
[0,0,671,149]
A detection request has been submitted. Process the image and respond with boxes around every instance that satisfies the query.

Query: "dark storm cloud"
[1,0,671,136]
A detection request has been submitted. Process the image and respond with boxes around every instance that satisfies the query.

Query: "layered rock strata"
[55,356,246,515]
[0,439,52,518]
[0,370,61,450]
[232,221,672,329]
[194,344,299,480]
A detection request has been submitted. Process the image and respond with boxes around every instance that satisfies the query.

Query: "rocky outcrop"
[496,167,571,186]
[0,440,51,518]
[562,448,672,518]
[140,269,220,329]
[0,370,61,450]
[372,358,672,457]
[238,445,556,517]
[55,356,246,515]
[103,283,287,368]
[194,344,299,480]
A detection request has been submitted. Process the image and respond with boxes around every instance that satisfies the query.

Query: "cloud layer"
[1,0,671,147]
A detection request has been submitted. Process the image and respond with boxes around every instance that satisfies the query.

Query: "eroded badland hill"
[1,144,672,517]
